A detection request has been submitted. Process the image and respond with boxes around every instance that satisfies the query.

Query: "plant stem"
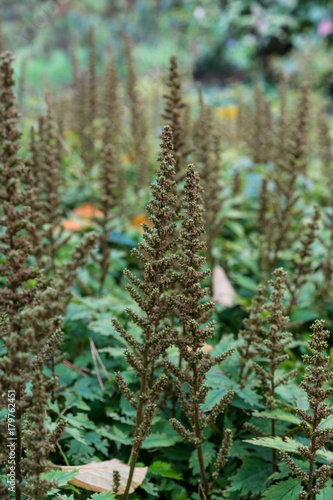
[193,365,210,498]
[123,324,151,500]
[15,411,22,500]
[307,407,318,500]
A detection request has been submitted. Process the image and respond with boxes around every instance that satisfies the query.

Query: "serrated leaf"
[149,461,182,479]
[227,456,272,496]
[189,442,215,475]
[101,426,132,446]
[317,480,333,499]
[201,387,229,412]
[244,437,300,453]
[252,409,301,425]
[320,415,333,429]
[43,468,79,496]
[140,479,158,496]
[234,386,263,408]
[261,477,303,499]
[90,492,116,499]
[142,432,178,449]
[244,437,333,462]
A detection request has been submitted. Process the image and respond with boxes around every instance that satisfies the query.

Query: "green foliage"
[262,477,303,500]
[1,8,333,500]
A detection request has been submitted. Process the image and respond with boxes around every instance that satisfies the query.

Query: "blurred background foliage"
[3,0,333,96]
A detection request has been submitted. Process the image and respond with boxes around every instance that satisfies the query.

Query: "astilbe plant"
[111,126,177,500]
[260,84,311,276]
[317,111,333,303]
[102,53,124,195]
[250,269,296,472]
[167,165,234,500]
[161,55,187,180]
[193,101,225,268]
[280,319,333,499]
[0,52,67,500]
[248,82,273,164]
[237,284,267,389]
[124,35,149,191]
[36,105,64,272]
[284,206,320,315]
[92,141,116,296]
[26,106,98,310]
[0,52,39,499]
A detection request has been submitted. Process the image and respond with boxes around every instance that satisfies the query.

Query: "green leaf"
[149,461,182,479]
[244,437,333,461]
[319,414,333,429]
[90,493,117,500]
[252,409,301,425]
[140,479,158,496]
[189,442,215,475]
[262,478,303,499]
[142,432,178,449]
[232,274,259,292]
[171,485,188,500]
[201,387,229,411]
[234,386,263,409]
[227,456,272,496]
[317,481,333,500]
[244,437,299,453]
[89,317,127,345]
[43,468,79,496]
[101,426,132,446]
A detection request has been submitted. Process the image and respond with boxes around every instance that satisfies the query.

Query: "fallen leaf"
[202,343,214,353]
[212,265,236,307]
[187,343,213,354]
[72,203,103,219]
[52,459,148,494]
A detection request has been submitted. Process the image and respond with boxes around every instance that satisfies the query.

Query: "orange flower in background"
[121,153,132,164]
[72,203,103,219]
[62,218,87,231]
[130,214,151,232]
[121,152,137,164]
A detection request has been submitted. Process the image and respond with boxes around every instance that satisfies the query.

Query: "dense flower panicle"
[112,125,178,500]
[237,284,267,388]
[251,79,314,280]
[162,55,187,178]
[92,142,117,295]
[0,53,37,315]
[244,269,295,473]
[193,101,225,267]
[281,320,333,499]
[124,35,149,190]
[88,25,97,125]
[0,53,68,499]
[169,164,234,500]
[252,269,293,408]
[286,206,320,314]
[248,83,273,164]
